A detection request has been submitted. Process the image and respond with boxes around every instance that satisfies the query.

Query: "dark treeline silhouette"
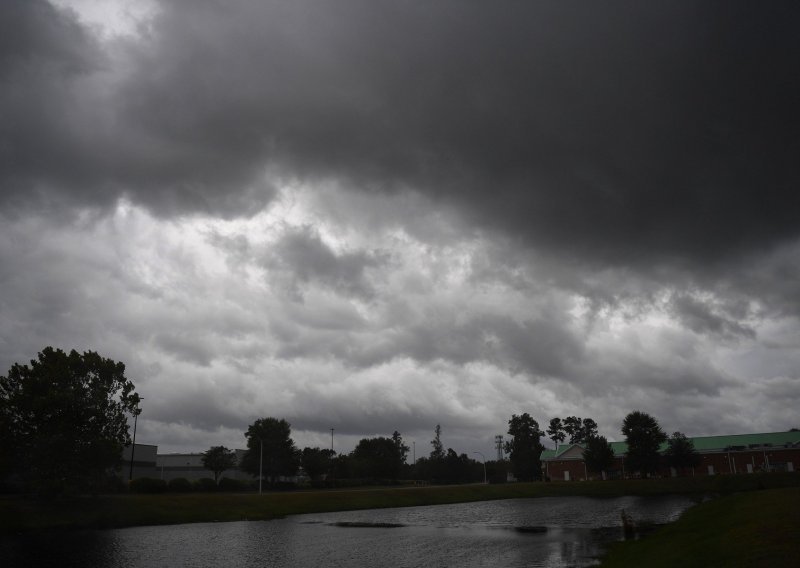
[2,347,715,494]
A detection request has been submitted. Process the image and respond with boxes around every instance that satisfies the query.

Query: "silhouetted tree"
[430,424,445,461]
[664,432,700,475]
[505,413,545,481]
[351,435,408,479]
[578,418,599,444]
[582,436,615,477]
[547,418,566,450]
[427,424,447,481]
[0,347,140,494]
[300,447,336,481]
[560,416,598,444]
[442,449,476,483]
[621,411,667,476]
[563,416,582,444]
[240,418,300,484]
[392,430,410,465]
[202,446,238,484]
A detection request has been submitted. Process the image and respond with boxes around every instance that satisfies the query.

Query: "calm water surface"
[1,495,695,568]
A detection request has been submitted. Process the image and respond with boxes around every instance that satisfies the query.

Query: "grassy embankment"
[600,486,800,567]
[0,472,797,533]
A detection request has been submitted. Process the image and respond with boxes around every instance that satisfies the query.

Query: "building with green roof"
[541,430,800,481]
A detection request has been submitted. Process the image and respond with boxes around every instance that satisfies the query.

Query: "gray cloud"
[263,226,386,300]
[2,1,799,455]
[668,294,756,340]
[4,1,800,265]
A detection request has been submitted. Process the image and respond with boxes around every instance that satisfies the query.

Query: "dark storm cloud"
[117,0,800,263]
[264,226,386,299]
[5,0,800,265]
[0,0,277,217]
[669,294,755,340]
[351,312,585,377]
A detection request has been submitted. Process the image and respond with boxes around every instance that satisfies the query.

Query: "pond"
[1,495,696,568]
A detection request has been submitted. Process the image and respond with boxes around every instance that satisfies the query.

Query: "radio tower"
[495,435,504,461]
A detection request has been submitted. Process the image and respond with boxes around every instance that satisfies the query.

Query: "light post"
[128,398,143,481]
[473,451,487,484]
[259,439,264,495]
[331,428,335,452]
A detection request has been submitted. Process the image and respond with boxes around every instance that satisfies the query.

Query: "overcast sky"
[2,0,799,458]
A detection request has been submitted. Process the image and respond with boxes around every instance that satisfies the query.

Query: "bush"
[167,477,193,492]
[129,477,166,494]
[193,478,218,492]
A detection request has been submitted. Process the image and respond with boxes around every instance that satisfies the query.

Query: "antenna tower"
[495,435,504,461]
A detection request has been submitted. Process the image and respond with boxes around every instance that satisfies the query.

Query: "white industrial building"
[155,449,252,482]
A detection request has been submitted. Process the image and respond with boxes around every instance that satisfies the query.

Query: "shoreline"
[1,472,797,533]
[598,486,800,567]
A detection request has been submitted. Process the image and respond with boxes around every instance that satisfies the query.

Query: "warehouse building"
[120,443,158,479]
[155,449,251,482]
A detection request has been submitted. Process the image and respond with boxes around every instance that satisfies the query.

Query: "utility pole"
[473,451,487,484]
[128,398,143,481]
[331,428,335,452]
[259,439,263,495]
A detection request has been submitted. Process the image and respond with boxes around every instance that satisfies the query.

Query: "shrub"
[193,478,218,492]
[129,477,166,494]
[217,477,245,492]
[167,477,193,492]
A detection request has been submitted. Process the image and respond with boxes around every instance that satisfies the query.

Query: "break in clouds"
[1,0,799,455]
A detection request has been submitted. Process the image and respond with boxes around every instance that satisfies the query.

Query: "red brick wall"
[543,449,799,479]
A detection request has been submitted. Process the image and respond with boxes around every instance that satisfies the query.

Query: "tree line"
[500,410,701,481]
[223,419,495,487]
[1,347,704,495]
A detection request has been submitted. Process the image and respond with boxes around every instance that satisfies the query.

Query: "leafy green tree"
[201,446,238,484]
[504,413,545,481]
[582,435,615,477]
[240,418,300,484]
[300,447,336,481]
[411,455,430,480]
[392,430,410,464]
[621,411,667,476]
[560,416,598,444]
[664,432,700,475]
[350,435,407,479]
[578,418,599,444]
[442,449,478,483]
[0,347,140,494]
[547,417,566,449]
[430,424,445,461]
[563,416,583,444]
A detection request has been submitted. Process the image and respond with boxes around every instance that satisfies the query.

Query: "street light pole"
[473,451,487,484]
[259,439,263,495]
[128,398,143,481]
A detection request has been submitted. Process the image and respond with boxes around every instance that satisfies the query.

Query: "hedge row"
[128,477,257,493]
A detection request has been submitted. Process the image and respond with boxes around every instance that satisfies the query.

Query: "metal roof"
[541,431,800,460]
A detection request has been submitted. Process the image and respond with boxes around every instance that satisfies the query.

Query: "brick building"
[541,431,800,481]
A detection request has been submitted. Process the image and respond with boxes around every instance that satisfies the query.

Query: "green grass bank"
[1,472,798,533]
[600,486,800,567]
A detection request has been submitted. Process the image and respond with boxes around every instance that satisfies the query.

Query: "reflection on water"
[0,495,695,568]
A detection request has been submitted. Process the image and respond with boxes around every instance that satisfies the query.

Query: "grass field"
[599,486,800,567]
[1,472,798,532]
